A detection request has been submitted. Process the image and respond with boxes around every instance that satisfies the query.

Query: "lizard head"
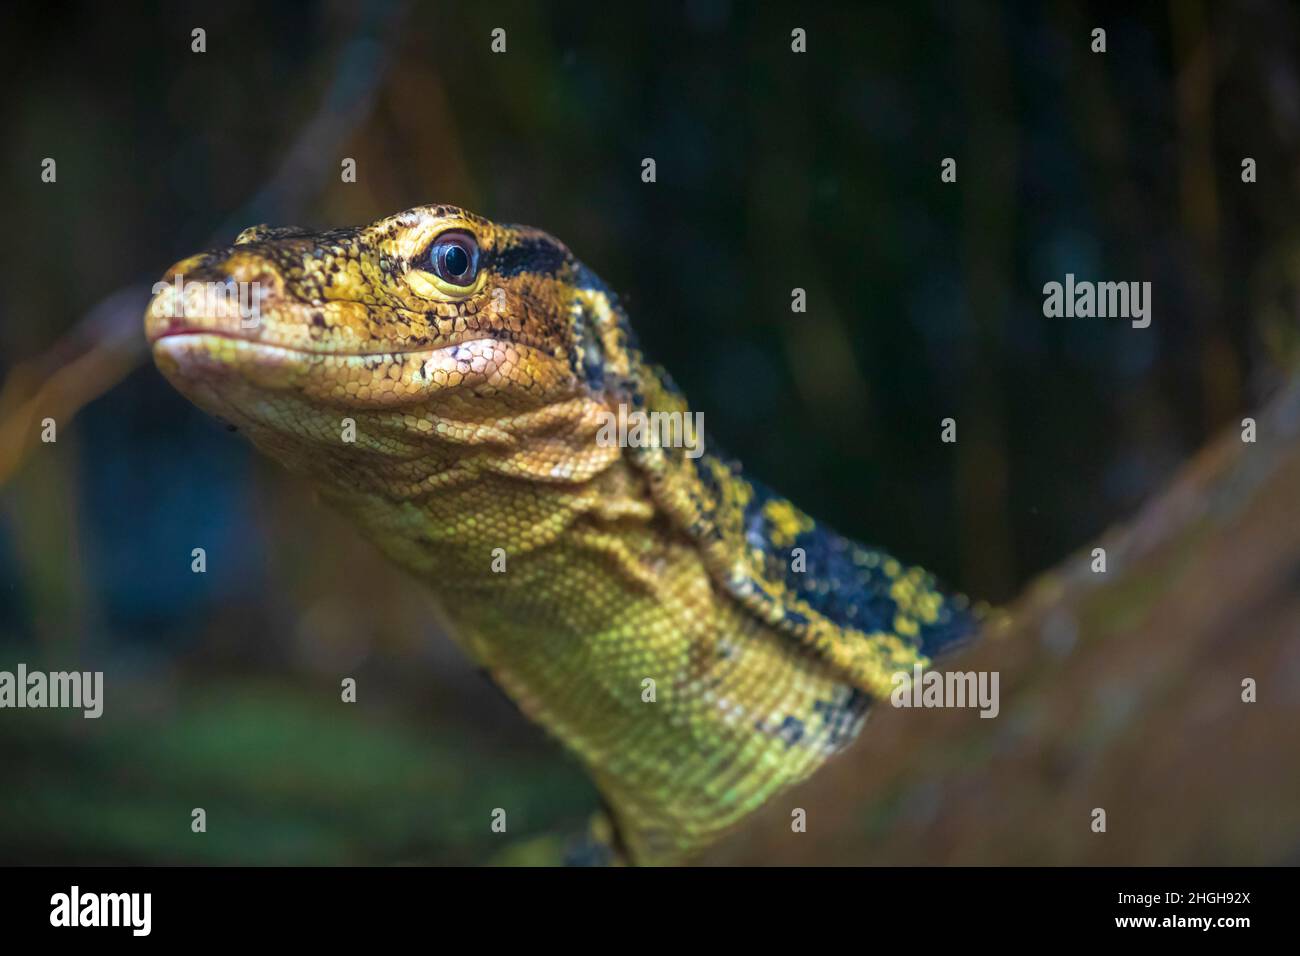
[145,204,630,482]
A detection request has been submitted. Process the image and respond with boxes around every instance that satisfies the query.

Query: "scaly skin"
[145,204,980,865]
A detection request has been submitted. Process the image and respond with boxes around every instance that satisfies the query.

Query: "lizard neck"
[317,447,866,865]
[272,332,869,864]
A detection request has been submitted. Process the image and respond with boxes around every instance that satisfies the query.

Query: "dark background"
[0,0,1297,863]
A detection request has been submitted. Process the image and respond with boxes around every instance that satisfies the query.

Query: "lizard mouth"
[150,329,571,412]
[150,327,485,359]
[143,273,513,357]
[145,290,557,359]
[144,301,461,357]
[150,329,524,369]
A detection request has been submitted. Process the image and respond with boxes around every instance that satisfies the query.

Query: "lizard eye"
[426,230,479,286]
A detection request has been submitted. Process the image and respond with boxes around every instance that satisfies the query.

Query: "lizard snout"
[145,250,285,344]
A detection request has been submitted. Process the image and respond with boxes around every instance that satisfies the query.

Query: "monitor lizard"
[145,203,982,865]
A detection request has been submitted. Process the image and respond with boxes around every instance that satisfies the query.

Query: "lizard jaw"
[151,332,574,411]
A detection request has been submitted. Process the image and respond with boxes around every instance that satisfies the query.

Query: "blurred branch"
[0,0,408,487]
[706,377,1300,864]
[0,285,150,484]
